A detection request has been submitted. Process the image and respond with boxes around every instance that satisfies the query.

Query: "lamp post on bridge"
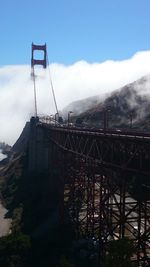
[103,108,110,131]
[55,112,59,126]
[68,111,73,126]
[49,115,53,124]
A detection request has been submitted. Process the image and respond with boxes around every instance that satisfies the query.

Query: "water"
[0,149,7,161]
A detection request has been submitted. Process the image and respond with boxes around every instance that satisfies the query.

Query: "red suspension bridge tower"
[31,42,58,117]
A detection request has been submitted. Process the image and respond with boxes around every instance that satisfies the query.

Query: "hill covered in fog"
[63,75,150,130]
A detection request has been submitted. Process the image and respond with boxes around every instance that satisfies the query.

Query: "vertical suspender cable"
[46,53,59,115]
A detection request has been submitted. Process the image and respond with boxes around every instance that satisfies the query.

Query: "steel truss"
[43,125,150,266]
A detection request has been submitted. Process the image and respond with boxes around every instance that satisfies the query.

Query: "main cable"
[46,52,59,115]
[31,65,38,117]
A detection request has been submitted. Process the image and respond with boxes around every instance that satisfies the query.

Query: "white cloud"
[0,50,150,145]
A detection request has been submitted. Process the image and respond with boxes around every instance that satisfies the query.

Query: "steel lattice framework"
[40,124,150,267]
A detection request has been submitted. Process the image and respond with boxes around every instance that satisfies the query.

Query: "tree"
[0,232,31,267]
[102,238,137,267]
[56,255,75,267]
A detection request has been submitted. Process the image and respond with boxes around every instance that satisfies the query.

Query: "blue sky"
[1,0,150,65]
[1,0,150,144]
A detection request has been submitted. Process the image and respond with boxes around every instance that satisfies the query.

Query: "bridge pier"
[28,117,49,172]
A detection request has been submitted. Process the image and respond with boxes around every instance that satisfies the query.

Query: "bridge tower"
[31,42,59,118]
[31,43,47,117]
[31,43,47,69]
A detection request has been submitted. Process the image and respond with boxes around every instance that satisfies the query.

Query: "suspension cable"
[46,52,59,115]
[31,65,38,117]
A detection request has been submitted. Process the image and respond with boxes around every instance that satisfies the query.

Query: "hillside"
[70,75,150,130]
[61,95,102,117]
